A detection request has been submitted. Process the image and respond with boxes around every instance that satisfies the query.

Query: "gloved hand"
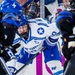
[68,41,75,54]
[62,43,71,60]
[12,43,21,53]
[0,48,10,62]
[68,41,75,48]
[62,39,75,60]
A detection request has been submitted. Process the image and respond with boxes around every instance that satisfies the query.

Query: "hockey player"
[0,0,28,75]
[14,18,63,75]
[56,0,75,75]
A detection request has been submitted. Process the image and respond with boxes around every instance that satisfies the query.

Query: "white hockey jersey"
[14,18,60,54]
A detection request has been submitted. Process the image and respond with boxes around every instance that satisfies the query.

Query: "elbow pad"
[46,37,58,46]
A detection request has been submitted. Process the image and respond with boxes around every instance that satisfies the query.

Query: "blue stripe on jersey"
[48,37,58,43]
[54,70,63,75]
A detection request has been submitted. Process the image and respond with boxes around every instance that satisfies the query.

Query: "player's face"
[18,24,28,34]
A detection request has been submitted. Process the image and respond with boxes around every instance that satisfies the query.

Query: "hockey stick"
[0,57,12,75]
[15,46,46,75]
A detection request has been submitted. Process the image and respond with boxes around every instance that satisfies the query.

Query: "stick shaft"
[15,46,46,74]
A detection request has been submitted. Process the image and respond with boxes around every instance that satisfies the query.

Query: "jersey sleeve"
[46,22,60,38]
[46,22,60,46]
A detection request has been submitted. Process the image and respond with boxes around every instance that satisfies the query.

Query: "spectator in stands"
[62,0,70,8]
[0,0,2,3]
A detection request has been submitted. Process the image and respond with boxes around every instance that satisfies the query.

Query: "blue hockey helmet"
[0,0,22,15]
[18,14,28,26]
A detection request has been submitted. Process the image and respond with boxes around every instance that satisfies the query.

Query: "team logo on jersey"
[12,3,16,8]
[37,27,44,35]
